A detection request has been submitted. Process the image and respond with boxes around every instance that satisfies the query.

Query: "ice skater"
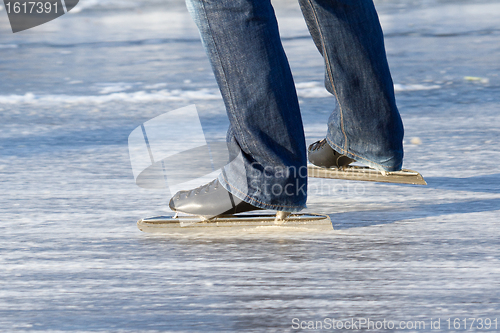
[169,0,404,218]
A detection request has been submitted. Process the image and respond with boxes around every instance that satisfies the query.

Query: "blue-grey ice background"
[1,0,500,332]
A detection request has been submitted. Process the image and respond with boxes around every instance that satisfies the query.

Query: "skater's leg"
[299,0,404,171]
[184,0,307,212]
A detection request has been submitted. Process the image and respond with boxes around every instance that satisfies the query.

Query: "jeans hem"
[218,173,306,213]
[326,137,403,172]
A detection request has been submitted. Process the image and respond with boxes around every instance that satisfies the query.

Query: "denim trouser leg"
[299,0,404,171]
[185,0,308,212]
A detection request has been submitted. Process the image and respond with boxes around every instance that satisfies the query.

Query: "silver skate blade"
[308,165,427,185]
[137,213,332,233]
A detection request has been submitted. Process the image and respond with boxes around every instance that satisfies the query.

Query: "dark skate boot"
[307,139,355,168]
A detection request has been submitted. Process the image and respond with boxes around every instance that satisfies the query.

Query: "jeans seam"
[305,0,349,153]
[220,172,304,210]
[198,0,251,152]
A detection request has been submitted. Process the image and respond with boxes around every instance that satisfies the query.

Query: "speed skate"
[137,212,332,233]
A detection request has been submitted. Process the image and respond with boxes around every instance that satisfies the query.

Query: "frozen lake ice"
[1,0,500,331]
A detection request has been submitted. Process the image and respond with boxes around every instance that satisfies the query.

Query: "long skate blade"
[308,165,427,185]
[137,213,332,233]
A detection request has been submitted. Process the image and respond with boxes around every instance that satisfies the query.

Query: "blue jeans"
[185,0,404,212]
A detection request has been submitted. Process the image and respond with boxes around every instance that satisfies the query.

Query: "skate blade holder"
[137,212,332,233]
[308,165,427,185]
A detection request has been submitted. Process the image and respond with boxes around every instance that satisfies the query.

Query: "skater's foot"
[169,179,263,217]
[308,139,355,168]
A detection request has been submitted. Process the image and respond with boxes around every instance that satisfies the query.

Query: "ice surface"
[1,0,500,332]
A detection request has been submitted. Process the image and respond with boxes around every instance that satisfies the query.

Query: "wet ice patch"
[0,81,441,105]
[0,82,441,104]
